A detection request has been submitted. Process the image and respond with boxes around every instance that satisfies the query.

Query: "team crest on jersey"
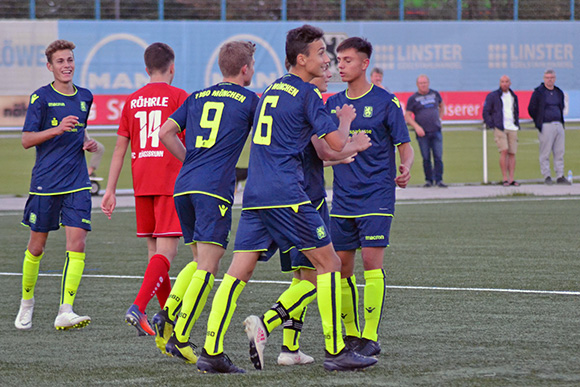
[363,106,373,118]
[51,117,58,126]
[80,101,87,112]
[316,226,327,240]
[30,94,39,105]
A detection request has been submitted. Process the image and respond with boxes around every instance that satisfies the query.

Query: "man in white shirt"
[483,75,520,186]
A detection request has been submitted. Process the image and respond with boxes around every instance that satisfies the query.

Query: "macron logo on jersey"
[219,204,228,217]
[392,96,401,108]
[30,94,39,104]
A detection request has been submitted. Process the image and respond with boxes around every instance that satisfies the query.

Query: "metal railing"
[3,0,577,21]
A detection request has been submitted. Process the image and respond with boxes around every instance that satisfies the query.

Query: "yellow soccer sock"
[282,307,307,352]
[341,275,360,337]
[22,250,44,300]
[361,269,387,342]
[282,278,303,351]
[60,251,85,306]
[165,261,198,321]
[317,272,345,355]
[174,270,214,343]
[203,273,246,355]
[262,279,316,334]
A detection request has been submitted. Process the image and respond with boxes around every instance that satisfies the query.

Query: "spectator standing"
[405,75,446,187]
[528,69,570,185]
[483,75,520,186]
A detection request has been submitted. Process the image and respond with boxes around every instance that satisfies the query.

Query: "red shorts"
[135,195,182,238]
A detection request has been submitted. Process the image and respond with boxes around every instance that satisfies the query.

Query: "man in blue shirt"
[405,74,446,187]
[15,40,99,332]
[528,69,570,185]
[327,37,414,357]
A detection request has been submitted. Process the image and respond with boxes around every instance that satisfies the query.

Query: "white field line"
[0,272,578,296]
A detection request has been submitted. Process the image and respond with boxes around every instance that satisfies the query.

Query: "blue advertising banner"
[58,20,579,96]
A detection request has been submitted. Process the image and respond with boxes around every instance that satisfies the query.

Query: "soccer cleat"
[323,347,378,371]
[545,176,553,185]
[152,309,174,354]
[54,311,91,331]
[243,315,268,370]
[125,304,155,336]
[357,338,381,357]
[343,335,363,352]
[277,348,314,366]
[165,335,198,364]
[15,298,35,330]
[197,348,246,374]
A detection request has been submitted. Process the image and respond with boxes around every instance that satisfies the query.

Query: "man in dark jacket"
[483,75,520,186]
[528,69,570,185]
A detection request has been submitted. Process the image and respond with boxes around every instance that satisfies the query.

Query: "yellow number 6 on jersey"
[253,95,279,146]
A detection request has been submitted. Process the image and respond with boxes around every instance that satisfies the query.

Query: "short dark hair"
[144,42,175,74]
[218,41,256,77]
[45,40,75,63]
[286,24,325,67]
[337,37,373,59]
[371,67,383,75]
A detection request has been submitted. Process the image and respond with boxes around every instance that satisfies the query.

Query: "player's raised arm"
[160,119,186,163]
[323,103,356,151]
[22,115,79,149]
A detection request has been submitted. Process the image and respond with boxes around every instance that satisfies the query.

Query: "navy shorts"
[174,193,232,247]
[22,189,92,233]
[234,202,331,268]
[330,215,393,251]
[260,198,329,272]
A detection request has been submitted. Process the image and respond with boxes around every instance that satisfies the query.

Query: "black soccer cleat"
[323,347,378,371]
[197,348,246,374]
[343,335,363,352]
[356,338,381,357]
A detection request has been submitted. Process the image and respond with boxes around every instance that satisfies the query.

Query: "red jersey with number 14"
[118,82,189,196]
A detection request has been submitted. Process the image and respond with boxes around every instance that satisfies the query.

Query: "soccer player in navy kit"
[327,37,414,357]
[157,40,259,365]
[257,64,372,367]
[196,25,377,373]
[15,40,99,331]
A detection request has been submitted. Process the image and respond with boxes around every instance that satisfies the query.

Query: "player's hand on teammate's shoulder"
[351,132,371,152]
[395,164,411,188]
[335,103,356,122]
[56,115,79,135]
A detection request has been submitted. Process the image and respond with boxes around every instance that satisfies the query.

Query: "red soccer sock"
[156,269,171,309]
[134,254,170,313]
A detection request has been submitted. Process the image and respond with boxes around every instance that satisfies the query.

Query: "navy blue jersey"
[327,85,410,217]
[243,73,337,209]
[301,141,325,202]
[170,82,259,204]
[23,83,93,195]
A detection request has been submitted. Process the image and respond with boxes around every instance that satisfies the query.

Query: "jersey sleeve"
[169,96,190,133]
[405,94,417,114]
[117,95,132,138]
[304,87,336,138]
[386,94,411,145]
[23,91,45,133]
